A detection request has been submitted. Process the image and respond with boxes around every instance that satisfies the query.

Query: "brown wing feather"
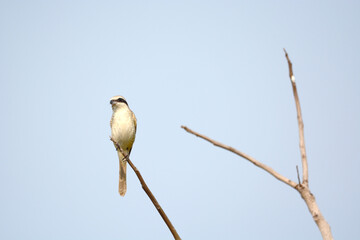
[132,111,137,133]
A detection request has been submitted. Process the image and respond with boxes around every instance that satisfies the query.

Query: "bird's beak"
[110,100,114,105]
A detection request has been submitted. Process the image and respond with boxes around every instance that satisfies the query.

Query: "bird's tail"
[117,151,127,196]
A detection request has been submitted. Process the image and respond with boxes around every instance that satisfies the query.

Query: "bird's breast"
[111,108,136,154]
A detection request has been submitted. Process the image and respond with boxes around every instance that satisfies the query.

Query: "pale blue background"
[1,1,359,239]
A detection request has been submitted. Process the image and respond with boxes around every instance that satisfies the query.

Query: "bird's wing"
[132,111,137,133]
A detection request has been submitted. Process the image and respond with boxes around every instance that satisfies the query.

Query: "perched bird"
[110,95,137,196]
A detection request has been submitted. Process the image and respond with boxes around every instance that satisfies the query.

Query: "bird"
[110,95,137,196]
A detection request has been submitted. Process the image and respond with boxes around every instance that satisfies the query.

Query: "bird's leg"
[122,155,130,163]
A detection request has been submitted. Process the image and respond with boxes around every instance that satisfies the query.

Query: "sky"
[1,1,359,239]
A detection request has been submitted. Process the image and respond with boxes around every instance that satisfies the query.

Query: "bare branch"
[284,50,333,239]
[284,48,294,82]
[180,50,334,239]
[284,49,309,186]
[296,184,334,240]
[181,124,334,239]
[181,126,297,189]
[110,137,181,240]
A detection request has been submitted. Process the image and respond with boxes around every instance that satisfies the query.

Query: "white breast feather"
[111,107,136,155]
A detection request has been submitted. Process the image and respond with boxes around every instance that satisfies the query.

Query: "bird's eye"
[116,98,128,105]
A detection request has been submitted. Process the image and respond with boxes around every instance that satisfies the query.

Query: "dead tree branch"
[284,49,333,240]
[181,126,297,189]
[284,48,309,186]
[181,50,333,240]
[110,137,181,240]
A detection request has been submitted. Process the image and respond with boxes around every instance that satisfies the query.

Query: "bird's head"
[110,95,128,111]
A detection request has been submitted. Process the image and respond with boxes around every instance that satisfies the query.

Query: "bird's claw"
[122,155,129,163]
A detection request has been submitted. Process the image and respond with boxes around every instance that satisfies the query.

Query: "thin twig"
[181,126,297,189]
[284,49,309,186]
[110,137,181,240]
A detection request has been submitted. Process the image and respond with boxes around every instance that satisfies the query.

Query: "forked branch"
[110,137,181,240]
[181,50,333,239]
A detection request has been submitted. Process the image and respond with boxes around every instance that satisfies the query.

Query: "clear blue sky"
[1,1,359,239]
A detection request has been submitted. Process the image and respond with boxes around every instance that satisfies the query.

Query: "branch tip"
[284,49,294,81]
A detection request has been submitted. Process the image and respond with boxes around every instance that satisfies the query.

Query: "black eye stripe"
[117,98,128,105]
